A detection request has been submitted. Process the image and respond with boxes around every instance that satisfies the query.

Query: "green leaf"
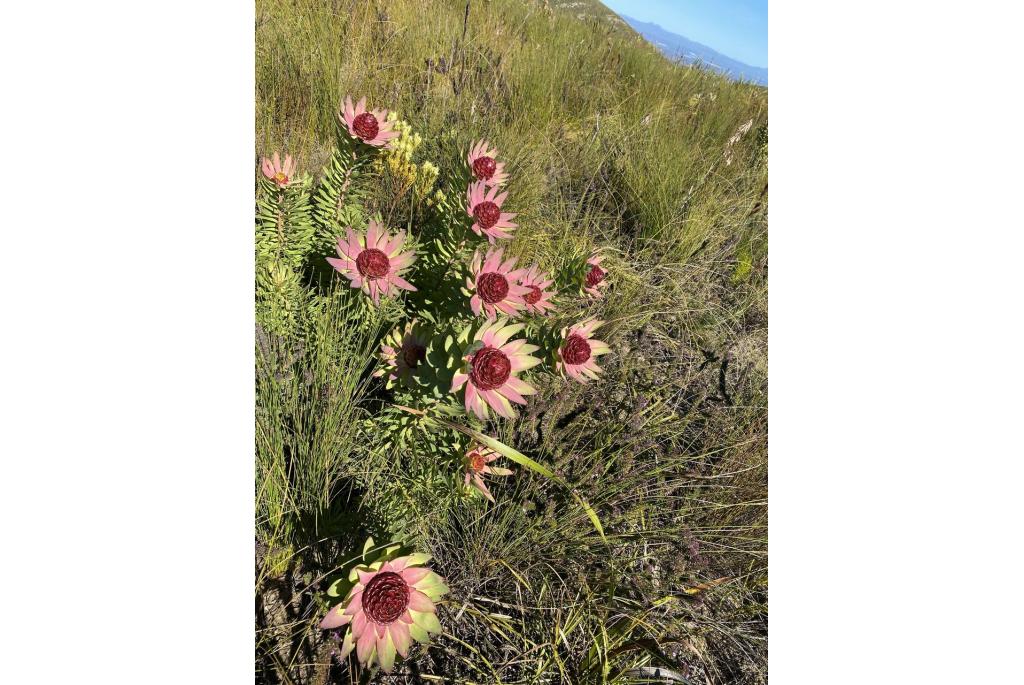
[327,576,354,597]
[570,489,606,541]
[411,609,442,634]
[408,621,429,643]
[465,429,553,478]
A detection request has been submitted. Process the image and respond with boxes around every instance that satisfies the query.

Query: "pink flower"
[375,322,429,387]
[466,181,517,243]
[517,264,556,315]
[556,319,611,384]
[339,95,400,148]
[466,247,529,320]
[319,554,448,673]
[463,445,513,502]
[583,252,608,298]
[467,140,508,187]
[451,318,540,419]
[261,152,295,188]
[327,220,417,306]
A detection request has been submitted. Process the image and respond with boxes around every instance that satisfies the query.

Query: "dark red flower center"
[472,156,497,181]
[361,571,409,624]
[562,334,591,365]
[403,343,426,369]
[356,248,390,279]
[468,450,486,473]
[353,112,379,141]
[524,285,542,305]
[477,272,509,304]
[585,264,606,288]
[473,201,500,230]
[470,346,511,390]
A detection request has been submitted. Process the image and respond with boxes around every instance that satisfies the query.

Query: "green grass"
[256,1,767,682]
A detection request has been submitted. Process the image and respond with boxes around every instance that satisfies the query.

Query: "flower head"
[261,152,296,188]
[467,247,529,320]
[466,182,517,243]
[467,140,508,187]
[319,554,448,673]
[340,96,401,148]
[583,253,608,298]
[556,319,611,384]
[375,321,430,387]
[463,444,513,502]
[451,319,540,419]
[517,264,556,315]
[327,220,417,305]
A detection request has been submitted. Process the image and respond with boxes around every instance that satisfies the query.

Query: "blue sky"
[602,0,767,68]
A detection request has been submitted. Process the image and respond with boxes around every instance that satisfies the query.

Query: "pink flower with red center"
[467,140,508,188]
[467,247,529,319]
[327,220,417,306]
[463,444,513,502]
[375,322,430,387]
[517,264,556,315]
[339,95,401,148]
[466,181,517,243]
[319,554,448,673]
[261,152,296,188]
[583,252,608,298]
[451,318,540,419]
[556,319,611,384]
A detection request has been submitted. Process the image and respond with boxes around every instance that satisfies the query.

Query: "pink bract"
[261,152,296,188]
[375,322,429,386]
[339,95,401,148]
[451,318,540,420]
[466,181,517,243]
[318,555,448,673]
[517,264,556,315]
[467,247,529,320]
[467,140,508,188]
[556,319,611,384]
[327,220,417,306]
[583,252,608,298]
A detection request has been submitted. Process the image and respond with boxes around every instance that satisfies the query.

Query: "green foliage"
[255,290,382,562]
[256,175,315,269]
[255,260,302,336]
[255,174,317,336]
[312,144,366,256]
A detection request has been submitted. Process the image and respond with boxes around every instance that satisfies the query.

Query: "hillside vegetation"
[256,0,767,683]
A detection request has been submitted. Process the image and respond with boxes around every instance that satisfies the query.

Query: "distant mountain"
[618,15,767,86]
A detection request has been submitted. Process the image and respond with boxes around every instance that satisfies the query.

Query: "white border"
[773,1,1023,682]
[2,1,253,681]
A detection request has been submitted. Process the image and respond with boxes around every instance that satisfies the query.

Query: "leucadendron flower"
[556,319,611,383]
[583,252,608,298]
[320,552,448,673]
[327,220,417,305]
[451,318,540,419]
[467,139,508,187]
[466,181,517,242]
[466,246,529,320]
[463,444,513,502]
[339,95,401,147]
[517,264,556,315]
[260,152,295,188]
[375,321,429,387]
